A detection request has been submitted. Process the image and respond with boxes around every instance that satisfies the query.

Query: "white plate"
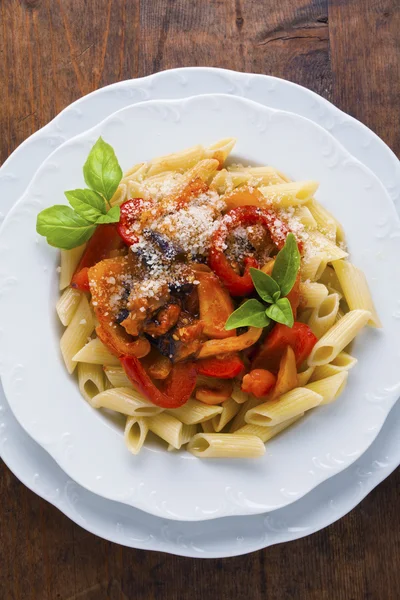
[0,68,399,556]
[1,93,399,521]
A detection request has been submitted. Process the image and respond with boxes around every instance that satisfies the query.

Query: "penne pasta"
[146,144,205,177]
[301,253,328,281]
[167,398,223,425]
[308,310,371,366]
[309,352,357,382]
[146,413,184,449]
[306,372,348,405]
[299,281,329,308]
[307,199,339,241]
[230,396,263,432]
[201,419,216,433]
[296,366,315,386]
[308,293,341,338]
[231,382,249,404]
[205,137,236,165]
[73,338,121,366]
[187,433,265,458]
[78,362,105,402]
[60,295,95,374]
[245,388,323,427]
[59,245,85,290]
[104,365,133,388]
[294,206,317,229]
[235,414,303,442]
[124,416,149,455]
[90,387,163,417]
[305,231,348,263]
[333,260,381,327]
[212,398,241,432]
[56,287,82,326]
[259,180,319,207]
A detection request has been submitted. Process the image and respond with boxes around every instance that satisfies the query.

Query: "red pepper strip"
[71,224,125,291]
[209,206,289,296]
[121,356,197,408]
[96,323,151,359]
[196,353,244,379]
[251,322,317,373]
[117,198,154,246]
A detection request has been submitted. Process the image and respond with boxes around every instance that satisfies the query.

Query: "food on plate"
[38,137,380,458]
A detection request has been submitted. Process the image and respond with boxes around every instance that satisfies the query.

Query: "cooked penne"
[59,245,85,290]
[296,366,315,386]
[104,365,133,388]
[146,144,205,177]
[230,396,263,432]
[294,206,318,229]
[307,199,339,241]
[124,416,149,455]
[308,310,371,366]
[201,419,216,433]
[187,433,265,458]
[309,352,357,381]
[78,362,105,402]
[60,295,95,374]
[146,413,184,449]
[235,414,303,442]
[305,231,348,263]
[110,182,128,206]
[333,260,381,327]
[56,287,82,326]
[245,388,323,427]
[306,372,348,405]
[212,398,241,432]
[231,382,249,404]
[166,398,223,425]
[259,181,319,207]
[301,253,328,281]
[204,137,236,165]
[308,293,341,338]
[300,281,329,308]
[90,387,163,417]
[73,338,120,366]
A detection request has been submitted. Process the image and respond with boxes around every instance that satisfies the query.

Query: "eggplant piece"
[143,229,185,261]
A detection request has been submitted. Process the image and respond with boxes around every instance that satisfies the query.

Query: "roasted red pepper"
[196,353,244,379]
[196,271,235,339]
[71,224,124,291]
[251,322,317,373]
[117,197,154,246]
[121,356,197,408]
[209,206,289,296]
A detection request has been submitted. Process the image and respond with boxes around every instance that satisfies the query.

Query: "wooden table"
[1,1,399,598]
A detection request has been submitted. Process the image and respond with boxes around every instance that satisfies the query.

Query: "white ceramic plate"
[1,93,399,521]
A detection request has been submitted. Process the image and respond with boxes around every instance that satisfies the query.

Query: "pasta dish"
[36,137,380,458]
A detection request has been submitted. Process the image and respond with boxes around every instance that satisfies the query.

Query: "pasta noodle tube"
[104,365,133,388]
[56,287,82,326]
[236,414,303,443]
[212,398,241,432]
[245,388,323,427]
[60,295,95,374]
[166,398,223,424]
[187,433,265,458]
[146,413,184,449]
[146,144,205,177]
[78,363,105,402]
[299,281,329,308]
[205,137,236,166]
[307,310,371,366]
[124,417,149,455]
[332,260,381,327]
[59,245,85,290]
[306,372,348,406]
[73,338,121,366]
[231,382,249,404]
[90,387,163,417]
[309,352,357,382]
[296,366,315,386]
[308,293,340,339]
[258,181,319,207]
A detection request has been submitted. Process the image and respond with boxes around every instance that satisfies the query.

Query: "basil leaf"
[96,205,121,224]
[36,205,96,250]
[272,290,281,303]
[272,233,301,297]
[83,137,123,202]
[65,189,107,223]
[225,299,270,330]
[265,297,294,328]
[250,267,280,304]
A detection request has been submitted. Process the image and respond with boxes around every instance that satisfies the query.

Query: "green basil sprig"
[36,137,122,250]
[225,233,300,330]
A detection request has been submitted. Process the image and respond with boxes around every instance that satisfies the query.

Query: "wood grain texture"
[0,0,399,598]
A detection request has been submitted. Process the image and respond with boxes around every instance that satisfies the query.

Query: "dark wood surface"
[1,1,399,598]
